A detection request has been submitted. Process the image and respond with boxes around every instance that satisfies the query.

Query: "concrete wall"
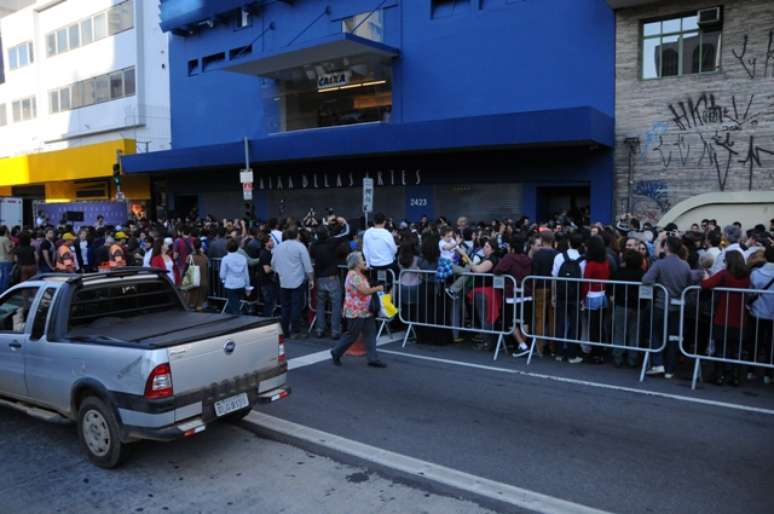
[615,0,774,224]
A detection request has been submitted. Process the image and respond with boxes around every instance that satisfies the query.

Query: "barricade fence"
[520,276,670,382]
[396,269,518,360]
[207,259,774,389]
[679,285,774,390]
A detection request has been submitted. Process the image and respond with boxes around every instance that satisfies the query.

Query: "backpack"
[556,251,582,302]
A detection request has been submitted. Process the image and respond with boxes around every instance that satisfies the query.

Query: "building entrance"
[537,186,590,224]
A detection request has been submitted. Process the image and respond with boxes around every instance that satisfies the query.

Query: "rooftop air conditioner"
[697,7,722,28]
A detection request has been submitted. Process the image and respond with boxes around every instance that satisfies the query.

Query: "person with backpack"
[551,232,586,363]
[55,240,77,273]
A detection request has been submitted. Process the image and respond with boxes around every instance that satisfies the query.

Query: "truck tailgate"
[166,321,281,398]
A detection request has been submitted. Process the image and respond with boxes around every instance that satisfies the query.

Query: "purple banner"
[40,201,128,228]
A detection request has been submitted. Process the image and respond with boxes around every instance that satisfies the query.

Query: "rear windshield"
[68,280,182,328]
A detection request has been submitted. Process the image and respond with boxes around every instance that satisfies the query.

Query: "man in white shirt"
[362,213,398,289]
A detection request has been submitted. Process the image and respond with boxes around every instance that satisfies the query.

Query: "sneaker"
[568,357,583,364]
[367,360,387,368]
[518,342,529,352]
[646,365,665,376]
[445,288,460,300]
[555,356,564,362]
[664,373,674,379]
[452,336,465,344]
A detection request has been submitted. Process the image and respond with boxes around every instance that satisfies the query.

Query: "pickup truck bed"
[68,311,277,348]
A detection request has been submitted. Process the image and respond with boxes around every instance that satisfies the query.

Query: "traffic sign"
[240,169,254,184]
[362,177,374,213]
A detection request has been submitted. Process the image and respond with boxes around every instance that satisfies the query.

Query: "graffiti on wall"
[632,180,671,212]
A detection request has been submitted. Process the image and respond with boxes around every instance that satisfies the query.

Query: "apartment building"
[0,0,170,214]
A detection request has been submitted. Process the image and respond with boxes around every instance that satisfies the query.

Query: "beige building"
[611,0,774,228]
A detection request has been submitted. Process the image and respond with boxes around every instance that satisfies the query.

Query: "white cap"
[164,237,173,247]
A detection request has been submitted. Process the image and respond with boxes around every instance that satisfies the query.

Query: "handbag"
[181,255,201,291]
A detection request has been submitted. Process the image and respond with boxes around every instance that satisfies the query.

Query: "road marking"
[377,349,774,417]
[288,332,403,371]
[245,411,612,514]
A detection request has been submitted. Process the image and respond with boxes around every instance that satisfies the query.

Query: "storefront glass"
[261,54,392,133]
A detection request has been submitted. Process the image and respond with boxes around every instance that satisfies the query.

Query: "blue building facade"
[124,0,616,223]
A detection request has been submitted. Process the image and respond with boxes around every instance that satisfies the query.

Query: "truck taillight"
[278,335,286,364]
[145,363,173,399]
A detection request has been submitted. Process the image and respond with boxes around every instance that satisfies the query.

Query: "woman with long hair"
[582,235,611,364]
[701,250,750,386]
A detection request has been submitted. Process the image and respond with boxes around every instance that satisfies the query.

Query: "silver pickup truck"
[0,268,289,468]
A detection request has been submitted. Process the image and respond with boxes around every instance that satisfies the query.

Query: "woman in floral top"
[331,252,388,368]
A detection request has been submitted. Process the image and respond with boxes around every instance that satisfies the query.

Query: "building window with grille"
[641,11,722,79]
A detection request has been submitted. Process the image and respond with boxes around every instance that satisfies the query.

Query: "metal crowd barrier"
[678,285,774,390]
[309,266,396,340]
[520,276,670,382]
[397,269,519,361]
[208,258,226,302]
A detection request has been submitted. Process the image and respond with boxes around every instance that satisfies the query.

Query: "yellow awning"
[0,139,136,187]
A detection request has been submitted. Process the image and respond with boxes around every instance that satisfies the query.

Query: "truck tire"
[77,396,130,469]
[223,407,252,423]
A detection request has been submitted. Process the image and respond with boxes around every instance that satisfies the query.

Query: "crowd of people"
[0,209,772,382]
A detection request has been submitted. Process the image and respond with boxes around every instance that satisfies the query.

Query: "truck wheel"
[77,396,130,469]
[223,407,252,423]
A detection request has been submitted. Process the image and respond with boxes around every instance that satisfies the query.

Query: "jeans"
[280,284,306,337]
[261,283,277,317]
[331,316,379,363]
[0,261,13,293]
[224,288,244,315]
[314,276,342,336]
[651,307,679,373]
[612,306,639,365]
[555,300,580,358]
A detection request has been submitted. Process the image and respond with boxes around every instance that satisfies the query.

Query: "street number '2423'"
[410,198,428,207]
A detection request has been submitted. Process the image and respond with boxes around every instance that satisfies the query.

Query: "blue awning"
[225,33,399,79]
[122,107,614,174]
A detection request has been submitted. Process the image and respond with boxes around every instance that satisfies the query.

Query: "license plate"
[213,393,249,417]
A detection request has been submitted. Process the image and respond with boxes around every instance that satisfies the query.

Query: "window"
[108,0,133,36]
[237,7,251,28]
[69,281,181,328]
[432,0,471,19]
[342,11,384,43]
[7,41,33,70]
[0,287,39,333]
[11,96,36,122]
[0,104,7,127]
[49,67,135,114]
[60,88,71,111]
[110,72,123,99]
[47,2,133,57]
[94,75,110,103]
[123,68,135,96]
[69,24,81,50]
[641,13,721,79]
[31,289,55,340]
[93,13,107,40]
[49,90,60,114]
[56,28,68,54]
[81,17,94,45]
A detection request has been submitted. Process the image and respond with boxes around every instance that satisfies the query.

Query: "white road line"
[377,349,774,417]
[288,332,403,371]
[245,410,612,514]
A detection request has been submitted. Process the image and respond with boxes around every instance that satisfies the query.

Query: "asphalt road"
[0,407,495,514]
[266,336,774,514]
